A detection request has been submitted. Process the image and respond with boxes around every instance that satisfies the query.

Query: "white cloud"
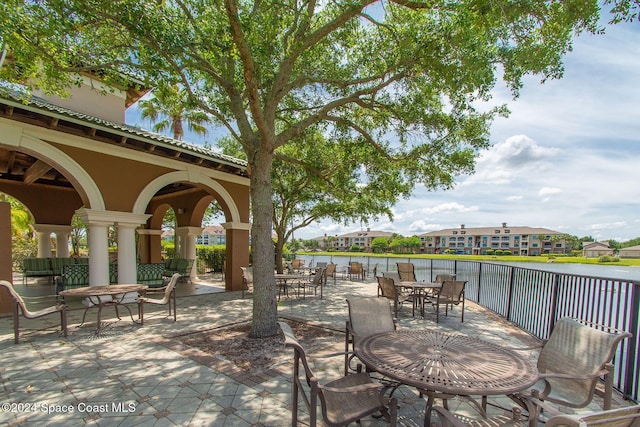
[420,202,479,215]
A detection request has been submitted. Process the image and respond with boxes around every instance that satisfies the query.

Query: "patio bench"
[162,258,194,282]
[21,257,54,284]
[137,263,166,288]
[56,264,89,294]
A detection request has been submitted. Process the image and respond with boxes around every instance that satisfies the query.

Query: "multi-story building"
[197,225,227,246]
[315,229,394,252]
[419,223,569,256]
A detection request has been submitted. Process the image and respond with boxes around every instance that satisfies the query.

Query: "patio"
[0,273,628,426]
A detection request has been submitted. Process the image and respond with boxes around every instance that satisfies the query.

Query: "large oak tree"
[1,0,633,338]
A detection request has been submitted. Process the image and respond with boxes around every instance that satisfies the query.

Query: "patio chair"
[545,405,640,427]
[396,262,416,282]
[511,318,633,426]
[240,266,253,299]
[348,262,364,280]
[345,297,396,376]
[430,280,466,323]
[298,267,325,298]
[376,276,405,317]
[280,321,397,427]
[435,273,455,283]
[137,273,179,325]
[0,280,67,344]
[324,263,337,285]
[430,404,640,427]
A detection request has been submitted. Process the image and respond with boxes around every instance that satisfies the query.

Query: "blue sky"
[127,16,640,243]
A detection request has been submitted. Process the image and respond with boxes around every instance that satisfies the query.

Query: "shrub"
[598,255,620,263]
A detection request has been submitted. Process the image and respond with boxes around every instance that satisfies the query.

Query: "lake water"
[300,254,640,282]
[493,261,640,281]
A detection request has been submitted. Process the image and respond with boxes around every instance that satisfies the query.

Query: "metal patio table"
[355,329,539,426]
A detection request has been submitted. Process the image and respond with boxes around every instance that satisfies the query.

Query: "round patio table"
[59,284,148,334]
[355,329,539,426]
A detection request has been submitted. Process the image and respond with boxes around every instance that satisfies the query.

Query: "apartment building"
[315,229,394,252]
[419,223,569,256]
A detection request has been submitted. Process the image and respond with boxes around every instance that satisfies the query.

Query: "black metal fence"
[301,254,640,403]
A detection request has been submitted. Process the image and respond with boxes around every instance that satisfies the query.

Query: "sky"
[127,14,640,244]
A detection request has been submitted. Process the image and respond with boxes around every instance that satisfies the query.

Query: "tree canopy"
[1,0,635,338]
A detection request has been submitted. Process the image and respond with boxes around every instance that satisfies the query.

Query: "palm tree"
[138,84,212,140]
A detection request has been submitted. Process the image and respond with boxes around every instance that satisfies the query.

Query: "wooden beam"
[23,160,52,185]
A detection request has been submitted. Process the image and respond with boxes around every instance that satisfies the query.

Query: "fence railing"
[300,254,640,403]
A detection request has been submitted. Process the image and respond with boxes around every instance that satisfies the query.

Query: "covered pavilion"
[0,74,250,295]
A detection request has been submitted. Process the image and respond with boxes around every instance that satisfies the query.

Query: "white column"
[77,209,151,287]
[48,225,73,258]
[32,225,52,258]
[115,213,151,284]
[174,227,187,258]
[85,221,110,286]
[176,226,203,278]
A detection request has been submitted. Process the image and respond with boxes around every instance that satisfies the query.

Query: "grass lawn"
[300,251,640,267]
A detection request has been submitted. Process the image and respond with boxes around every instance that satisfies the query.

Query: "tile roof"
[0,86,247,170]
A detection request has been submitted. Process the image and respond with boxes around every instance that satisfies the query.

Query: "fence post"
[623,282,640,401]
[548,274,560,335]
[477,262,483,302]
[506,266,515,321]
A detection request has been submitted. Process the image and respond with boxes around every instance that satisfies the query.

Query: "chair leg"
[61,309,68,338]
[13,302,20,344]
[172,290,177,322]
[138,301,144,325]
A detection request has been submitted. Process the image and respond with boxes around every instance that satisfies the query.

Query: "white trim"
[221,222,251,231]
[0,120,105,210]
[134,171,242,223]
[9,117,248,186]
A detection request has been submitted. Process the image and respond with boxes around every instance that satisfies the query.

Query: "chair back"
[396,263,416,282]
[382,271,401,284]
[377,276,398,301]
[538,318,632,408]
[438,280,466,303]
[346,297,396,339]
[325,263,336,276]
[240,266,253,288]
[311,267,325,287]
[157,273,180,304]
[349,262,363,274]
[546,405,640,427]
[0,280,29,315]
[435,274,455,283]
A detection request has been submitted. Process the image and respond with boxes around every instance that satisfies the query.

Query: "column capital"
[76,208,151,227]
[137,229,163,236]
[221,222,251,231]
[32,224,74,234]
[175,226,204,236]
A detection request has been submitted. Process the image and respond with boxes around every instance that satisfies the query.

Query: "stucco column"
[176,226,202,278]
[136,229,163,263]
[221,222,251,291]
[0,202,12,285]
[32,224,53,258]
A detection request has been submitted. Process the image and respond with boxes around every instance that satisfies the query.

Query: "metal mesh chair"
[280,321,397,427]
[513,318,633,426]
[137,273,179,325]
[240,266,253,299]
[396,262,416,282]
[0,280,67,344]
[345,297,396,376]
[430,404,640,427]
[431,280,466,323]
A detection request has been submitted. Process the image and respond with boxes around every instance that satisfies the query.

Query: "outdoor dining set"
[282,295,638,427]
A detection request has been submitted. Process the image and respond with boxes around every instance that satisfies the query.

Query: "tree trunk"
[275,234,285,274]
[248,149,279,338]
